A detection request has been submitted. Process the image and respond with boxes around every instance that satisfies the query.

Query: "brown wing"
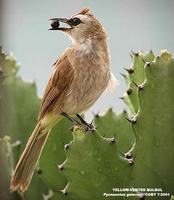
[38,54,74,120]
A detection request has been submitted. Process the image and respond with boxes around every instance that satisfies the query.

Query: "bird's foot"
[61,112,95,132]
[78,122,94,132]
[76,114,95,132]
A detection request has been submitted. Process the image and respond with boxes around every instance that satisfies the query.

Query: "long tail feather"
[10,121,50,192]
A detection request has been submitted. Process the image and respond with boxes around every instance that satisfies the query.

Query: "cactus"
[126,50,174,193]
[0,48,174,200]
[0,49,48,200]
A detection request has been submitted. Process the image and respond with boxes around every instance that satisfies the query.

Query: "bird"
[10,8,116,192]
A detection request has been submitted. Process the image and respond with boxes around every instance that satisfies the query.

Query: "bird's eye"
[71,18,81,26]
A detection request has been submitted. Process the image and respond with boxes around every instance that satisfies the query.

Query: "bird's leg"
[76,114,94,131]
[61,112,94,132]
[61,112,81,126]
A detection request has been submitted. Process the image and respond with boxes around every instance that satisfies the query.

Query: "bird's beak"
[49,18,72,31]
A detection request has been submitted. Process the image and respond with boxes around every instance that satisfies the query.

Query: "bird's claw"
[62,112,95,133]
[81,122,95,132]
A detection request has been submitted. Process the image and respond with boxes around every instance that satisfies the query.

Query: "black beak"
[49,18,72,31]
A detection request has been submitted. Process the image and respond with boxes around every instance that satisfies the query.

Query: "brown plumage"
[38,54,74,120]
[10,8,114,192]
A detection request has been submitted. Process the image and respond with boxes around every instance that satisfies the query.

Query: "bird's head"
[49,8,107,43]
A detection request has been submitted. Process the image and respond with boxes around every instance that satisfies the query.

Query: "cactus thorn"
[124,67,134,74]
[59,189,68,195]
[133,81,144,91]
[95,113,100,118]
[32,80,36,87]
[149,49,153,54]
[131,50,139,57]
[125,117,137,124]
[138,84,145,91]
[133,81,145,91]
[125,152,133,159]
[128,158,134,165]
[59,183,69,195]
[145,62,151,68]
[92,111,98,117]
[129,53,133,59]
[108,107,113,112]
[127,88,132,95]
[132,81,139,88]
[119,96,124,101]
[64,144,70,149]
[125,117,133,123]
[58,163,64,171]
[120,151,133,160]
[120,152,125,157]
[111,136,116,143]
[36,168,42,175]
[120,73,126,78]
[156,56,160,60]
[123,109,127,114]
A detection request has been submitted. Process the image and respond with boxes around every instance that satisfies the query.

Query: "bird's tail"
[10,121,50,192]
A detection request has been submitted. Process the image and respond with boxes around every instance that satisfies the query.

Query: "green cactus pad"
[129,51,174,193]
[94,109,135,153]
[58,127,132,200]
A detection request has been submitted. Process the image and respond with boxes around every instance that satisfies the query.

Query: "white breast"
[64,39,111,114]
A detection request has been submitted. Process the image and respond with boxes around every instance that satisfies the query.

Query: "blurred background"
[1,0,174,120]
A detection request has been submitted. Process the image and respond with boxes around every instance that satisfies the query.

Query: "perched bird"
[10,8,115,192]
